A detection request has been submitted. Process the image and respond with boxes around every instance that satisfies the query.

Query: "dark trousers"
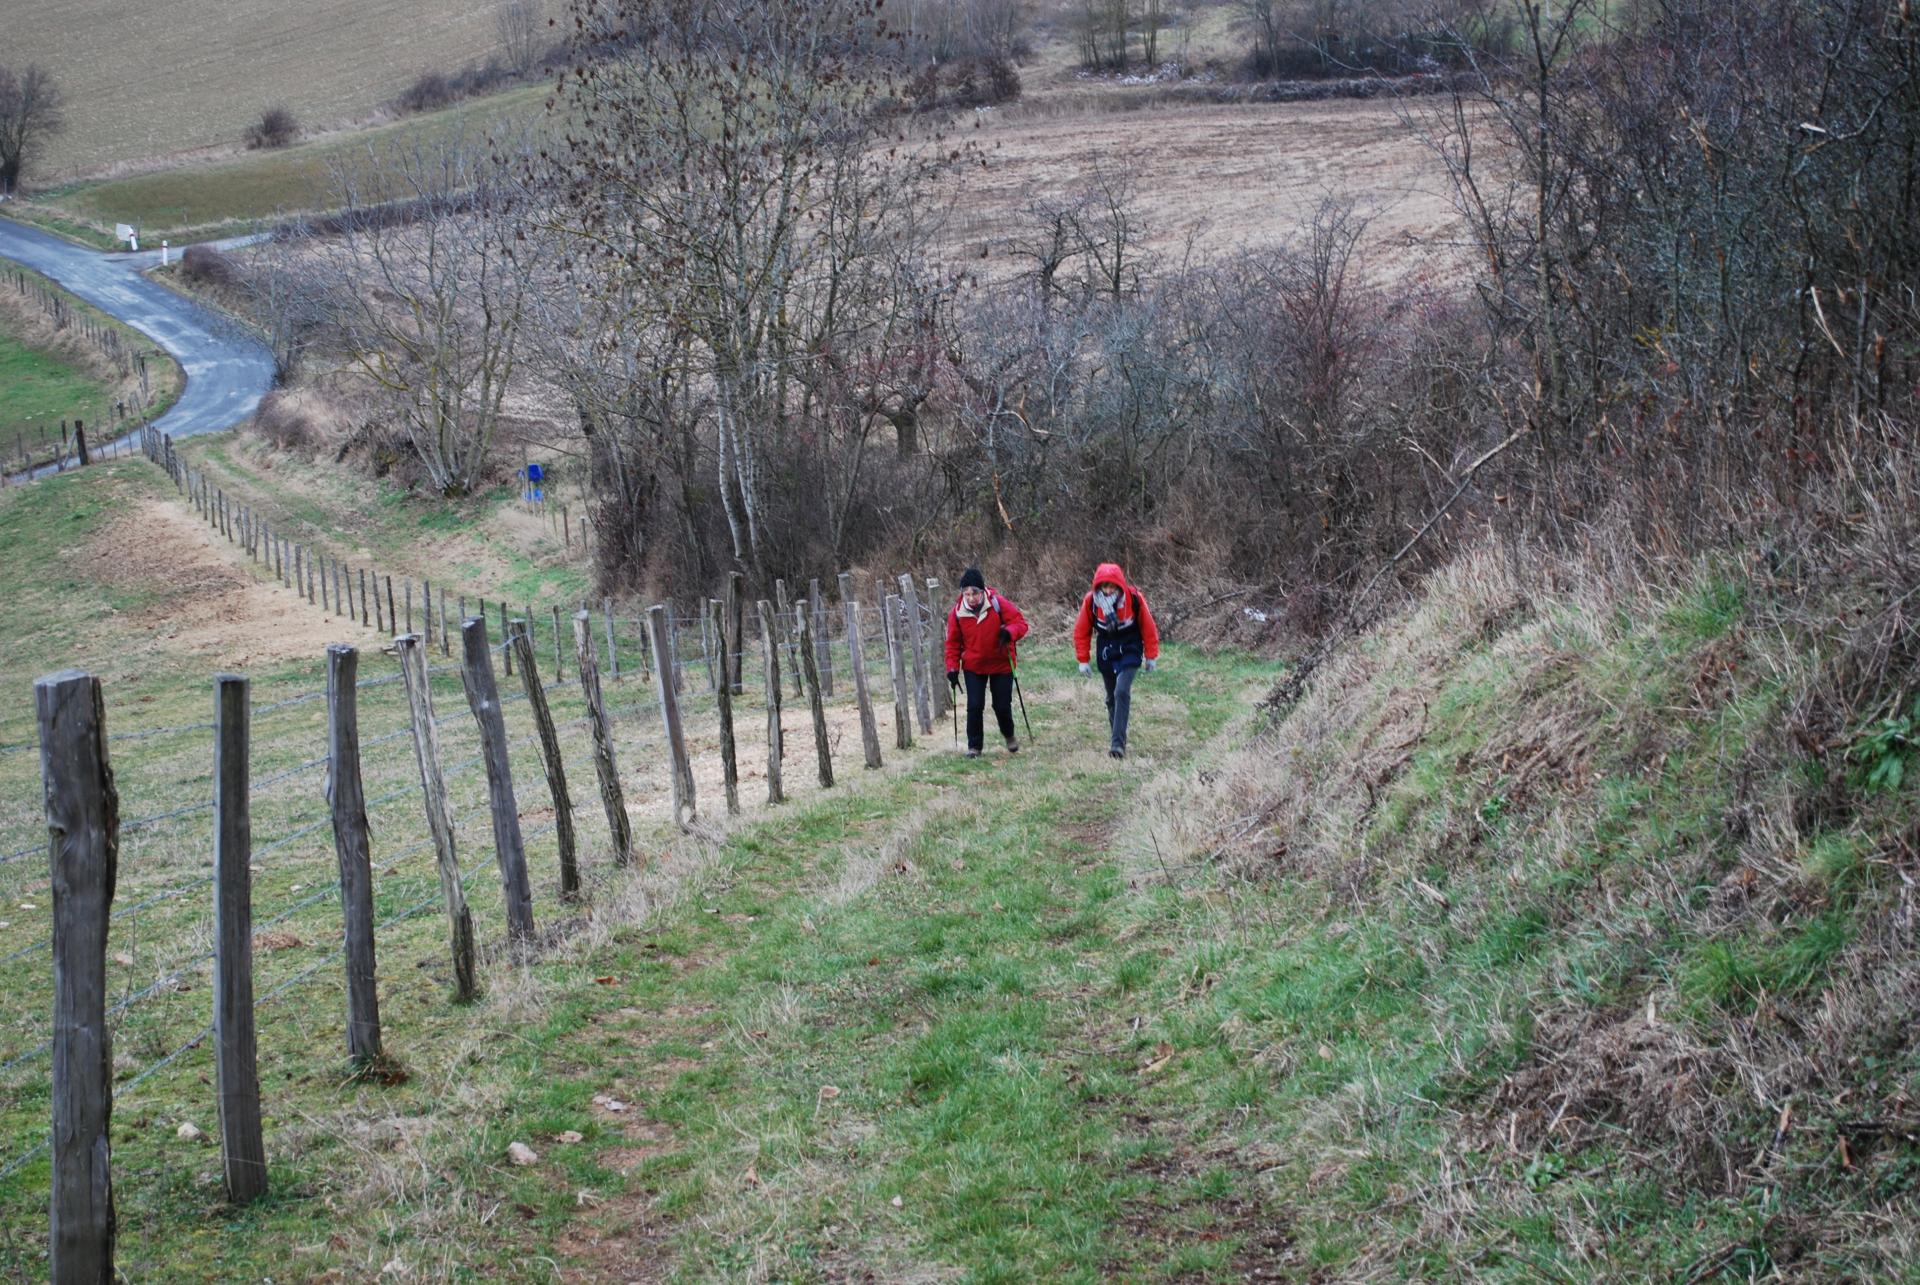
[963,670,1015,750]
[1100,661,1139,751]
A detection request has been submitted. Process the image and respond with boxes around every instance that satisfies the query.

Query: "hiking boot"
[1005,736,1020,755]
[1109,746,1125,760]
[966,748,981,759]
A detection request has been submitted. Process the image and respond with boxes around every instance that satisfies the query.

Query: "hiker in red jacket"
[1072,562,1161,759]
[945,566,1029,758]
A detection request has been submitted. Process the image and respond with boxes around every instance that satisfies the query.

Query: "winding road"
[0,215,274,446]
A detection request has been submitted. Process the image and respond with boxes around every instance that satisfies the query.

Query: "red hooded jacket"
[1073,563,1160,666]
[945,587,1029,676]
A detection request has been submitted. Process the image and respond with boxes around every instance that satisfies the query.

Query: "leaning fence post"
[775,579,803,699]
[757,599,785,805]
[795,604,833,788]
[509,620,579,899]
[898,574,934,734]
[647,605,696,825]
[397,635,477,1002]
[461,618,536,941]
[37,668,118,1283]
[573,611,634,864]
[212,674,267,1204]
[325,646,382,1065]
[885,595,914,751]
[500,602,513,676]
[709,599,741,815]
[839,575,883,769]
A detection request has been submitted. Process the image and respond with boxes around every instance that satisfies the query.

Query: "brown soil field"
[86,494,381,666]
[6,0,502,177]
[942,96,1465,281]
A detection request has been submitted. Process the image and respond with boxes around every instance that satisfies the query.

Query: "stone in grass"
[176,1122,204,1142]
[507,1141,539,1166]
[556,1130,584,1144]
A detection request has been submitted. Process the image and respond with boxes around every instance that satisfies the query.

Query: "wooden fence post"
[325,645,382,1065]
[602,598,619,681]
[667,611,684,693]
[360,568,371,628]
[440,588,450,656]
[36,669,117,1283]
[725,571,745,694]
[461,618,536,942]
[509,620,579,899]
[709,599,740,815]
[839,575,883,769]
[647,605,696,825]
[397,635,477,1003]
[573,612,634,864]
[811,577,833,696]
[699,603,718,693]
[794,604,833,788]
[757,599,784,805]
[926,578,950,720]
[500,602,513,676]
[386,577,397,636]
[898,574,934,734]
[320,556,330,613]
[404,579,413,634]
[212,674,267,1204]
[551,605,565,683]
[775,579,803,699]
[885,595,914,750]
[635,612,651,685]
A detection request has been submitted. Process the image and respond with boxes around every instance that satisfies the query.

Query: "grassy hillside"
[1,443,1914,1278]
[9,86,548,248]
[4,0,509,177]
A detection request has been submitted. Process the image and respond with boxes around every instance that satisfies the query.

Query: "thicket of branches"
[250,0,1917,627]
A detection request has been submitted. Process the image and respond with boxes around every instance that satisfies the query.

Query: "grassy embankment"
[7,87,548,251]
[0,265,182,464]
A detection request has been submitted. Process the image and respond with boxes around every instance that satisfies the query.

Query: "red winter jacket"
[1073,563,1161,666]
[945,588,1029,676]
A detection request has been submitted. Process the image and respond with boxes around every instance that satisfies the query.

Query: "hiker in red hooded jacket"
[945,566,1029,757]
[1072,562,1161,759]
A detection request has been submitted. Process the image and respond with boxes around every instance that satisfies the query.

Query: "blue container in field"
[525,461,545,502]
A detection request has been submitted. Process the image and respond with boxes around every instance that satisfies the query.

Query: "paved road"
[0,215,274,445]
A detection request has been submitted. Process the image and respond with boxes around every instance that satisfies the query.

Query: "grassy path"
[493,650,1277,1282]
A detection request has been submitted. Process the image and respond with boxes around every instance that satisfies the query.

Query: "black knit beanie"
[959,566,986,591]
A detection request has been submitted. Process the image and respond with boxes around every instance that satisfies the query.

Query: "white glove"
[1144,659,1157,672]
[1078,662,1091,676]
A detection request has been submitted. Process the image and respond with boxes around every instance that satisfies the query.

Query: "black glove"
[997,626,1012,646]
[947,670,959,689]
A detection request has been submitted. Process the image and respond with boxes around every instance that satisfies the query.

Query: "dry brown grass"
[6,0,505,178]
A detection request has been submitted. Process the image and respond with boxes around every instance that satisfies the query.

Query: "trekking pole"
[950,676,960,746]
[1011,670,1034,743]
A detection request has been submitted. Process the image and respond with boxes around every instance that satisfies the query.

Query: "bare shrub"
[254,389,316,452]
[178,244,237,289]
[393,70,454,114]
[244,104,299,150]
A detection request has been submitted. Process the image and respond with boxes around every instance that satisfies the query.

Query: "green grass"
[13,86,548,245]
[0,324,110,443]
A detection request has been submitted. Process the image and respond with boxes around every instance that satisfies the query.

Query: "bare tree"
[317,134,531,495]
[496,0,544,77]
[547,0,956,580]
[241,226,331,384]
[0,63,65,196]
